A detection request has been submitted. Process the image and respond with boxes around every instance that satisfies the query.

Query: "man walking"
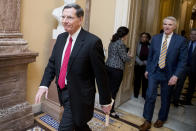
[139,16,187,131]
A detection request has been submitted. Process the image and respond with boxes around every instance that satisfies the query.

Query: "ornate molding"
[0,102,29,118]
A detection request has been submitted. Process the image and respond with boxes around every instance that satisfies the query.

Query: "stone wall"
[0,0,38,130]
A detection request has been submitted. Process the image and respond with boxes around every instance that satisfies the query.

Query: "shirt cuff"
[39,86,48,89]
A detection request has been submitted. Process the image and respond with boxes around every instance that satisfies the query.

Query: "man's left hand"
[168,75,178,86]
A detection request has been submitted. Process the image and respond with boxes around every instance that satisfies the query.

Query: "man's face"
[62,8,83,35]
[190,30,196,41]
[163,19,176,35]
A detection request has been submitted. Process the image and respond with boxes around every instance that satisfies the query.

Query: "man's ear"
[79,17,83,25]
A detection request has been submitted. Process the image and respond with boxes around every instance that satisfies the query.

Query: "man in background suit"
[139,16,187,131]
[35,4,111,131]
[174,28,196,106]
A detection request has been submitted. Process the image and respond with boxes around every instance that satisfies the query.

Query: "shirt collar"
[69,27,81,41]
[163,32,173,38]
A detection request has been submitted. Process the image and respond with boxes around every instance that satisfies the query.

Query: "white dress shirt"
[40,27,81,89]
[160,32,173,50]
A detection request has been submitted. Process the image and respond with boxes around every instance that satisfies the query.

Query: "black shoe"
[110,112,120,119]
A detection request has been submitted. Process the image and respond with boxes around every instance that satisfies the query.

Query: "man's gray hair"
[163,16,177,26]
[63,3,84,18]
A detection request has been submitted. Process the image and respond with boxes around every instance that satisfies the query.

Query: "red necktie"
[58,37,73,89]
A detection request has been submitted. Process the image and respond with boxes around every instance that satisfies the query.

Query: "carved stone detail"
[0,102,30,118]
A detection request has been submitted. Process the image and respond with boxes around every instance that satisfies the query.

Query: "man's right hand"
[35,88,48,104]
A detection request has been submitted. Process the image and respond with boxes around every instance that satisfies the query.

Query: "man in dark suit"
[174,28,196,106]
[35,4,111,131]
[139,16,187,131]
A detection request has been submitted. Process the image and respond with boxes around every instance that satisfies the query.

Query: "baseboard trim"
[32,103,42,114]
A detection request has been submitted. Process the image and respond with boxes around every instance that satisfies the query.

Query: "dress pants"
[174,66,196,104]
[58,88,91,131]
[186,74,196,103]
[173,67,187,105]
[143,68,173,122]
[134,65,148,99]
[184,66,196,103]
[106,66,123,112]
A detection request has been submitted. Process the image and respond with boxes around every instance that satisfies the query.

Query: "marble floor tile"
[119,95,196,131]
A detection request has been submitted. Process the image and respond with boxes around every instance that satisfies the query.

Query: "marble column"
[0,0,38,130]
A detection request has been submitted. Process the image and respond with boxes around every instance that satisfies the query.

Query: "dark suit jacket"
[40,28,111,125]
[146,33,187,79]
[188,41,196,74]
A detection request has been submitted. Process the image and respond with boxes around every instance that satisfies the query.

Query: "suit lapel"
[157,34,163,56]
[167,34,177,56]
[66,29,86,75]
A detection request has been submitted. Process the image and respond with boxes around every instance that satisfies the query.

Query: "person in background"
[35,3,111,131]
[180,30,187,39]
[139,16,187,131]
[106,26,132,118]
[160,29,164,34]
[134,32,151,100]
[173,28,196,106]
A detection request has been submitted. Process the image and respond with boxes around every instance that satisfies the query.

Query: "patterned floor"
[31,109,172,131]
[32,110,138,131]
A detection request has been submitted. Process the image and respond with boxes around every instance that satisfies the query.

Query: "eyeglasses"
[61,15,76,21]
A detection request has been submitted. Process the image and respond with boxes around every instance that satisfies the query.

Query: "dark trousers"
[58,89,91,131]
[186,73,196,103]
[173,66,196,104]
[106,66,123,112]
[173,67,187,104]
[134,65,148,99]
[143,68,173,122]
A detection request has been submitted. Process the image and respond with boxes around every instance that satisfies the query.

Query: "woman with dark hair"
[106,26,132,118]
[134,32,151,99]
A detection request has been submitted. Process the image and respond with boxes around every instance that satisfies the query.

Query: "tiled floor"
[119,95,196,131]
[31,93,195,131]
[33,110,147,131]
